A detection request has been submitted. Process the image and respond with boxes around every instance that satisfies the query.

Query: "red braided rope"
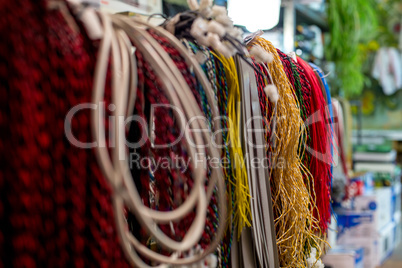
[297,57,332,233]
[0,1,131,266]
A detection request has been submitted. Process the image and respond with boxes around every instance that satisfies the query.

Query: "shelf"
[295,3,328,31]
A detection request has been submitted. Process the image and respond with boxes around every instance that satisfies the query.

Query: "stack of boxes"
[335,187,397,267]
[324,137,401,268]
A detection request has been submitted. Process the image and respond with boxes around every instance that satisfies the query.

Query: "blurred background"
[71,0,402,267]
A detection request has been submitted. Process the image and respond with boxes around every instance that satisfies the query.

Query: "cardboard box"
[378,221,396,264]
[352,187,392,231]
[334,239,376,268]
[336,211,378,268]
[336,209,398,267]
[336,211,376,240]
[322,246,364,268]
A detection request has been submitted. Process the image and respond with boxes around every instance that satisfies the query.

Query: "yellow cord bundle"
[248,37,322,267]
[211,52,252,238]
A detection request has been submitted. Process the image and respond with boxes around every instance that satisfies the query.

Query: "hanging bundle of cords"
[298,58,333,235]
[0,0,337,267]
[89,10,230,266]
[133,30,219,249]
[247,37,324,267]
[182,39,252,267]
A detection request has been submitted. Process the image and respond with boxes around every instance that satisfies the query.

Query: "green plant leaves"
[326,0,379,98]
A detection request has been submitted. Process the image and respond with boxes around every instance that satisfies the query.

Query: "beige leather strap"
[236,55,279,268]
[91,10,228,266]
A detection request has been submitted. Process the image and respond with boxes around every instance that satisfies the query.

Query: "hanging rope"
[298,57,333,234]
[248,37,323,267]
[210,51,252,236]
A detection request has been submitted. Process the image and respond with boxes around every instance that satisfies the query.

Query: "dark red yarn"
[130,30,217,249]
[297,57,332,233]
[134,48,193,245]
[0,1,131,267]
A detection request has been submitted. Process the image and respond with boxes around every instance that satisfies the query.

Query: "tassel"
[298,57,332,234]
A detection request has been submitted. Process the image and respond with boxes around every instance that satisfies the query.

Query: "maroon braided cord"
[0,1,131,267]
[129,30,218,251]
